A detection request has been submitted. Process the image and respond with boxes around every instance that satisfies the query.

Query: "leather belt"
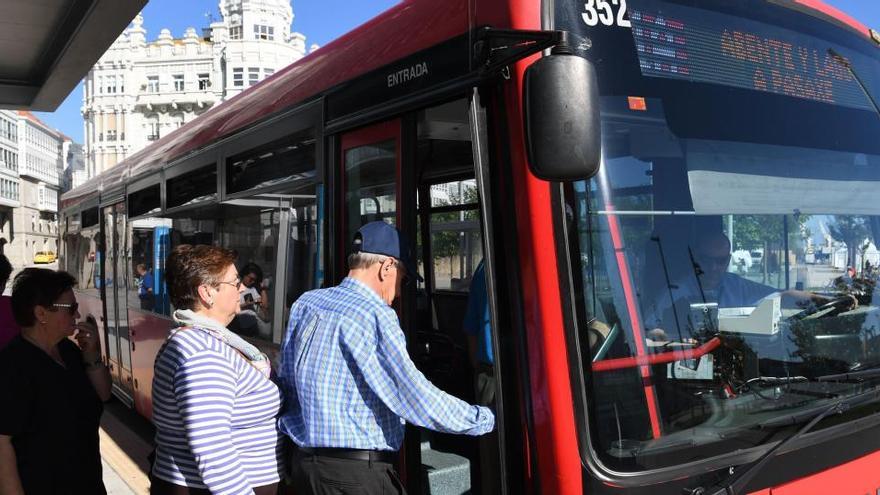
[298,446,397,464]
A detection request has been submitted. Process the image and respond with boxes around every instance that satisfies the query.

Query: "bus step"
[420,441,471,495]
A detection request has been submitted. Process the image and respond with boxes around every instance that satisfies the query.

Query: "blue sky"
[34,0,880,143]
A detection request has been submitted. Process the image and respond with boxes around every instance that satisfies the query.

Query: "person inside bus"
[229,262,271,337]
[644,230,850,343]
[150,245,283,495]
[136,263,155,311]
[279,221,495,495]
[0,254,19,350]
[0,268,111,494]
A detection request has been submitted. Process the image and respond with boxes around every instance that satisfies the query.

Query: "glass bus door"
[103,203,134,405]
[339,117,413,481]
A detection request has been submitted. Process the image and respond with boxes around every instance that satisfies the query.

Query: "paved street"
[99,400,153,495]
[103,459,136,495]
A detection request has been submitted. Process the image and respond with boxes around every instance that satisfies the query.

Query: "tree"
[429,182,480,284]
[733,215,810,284]
[828,216,870,269]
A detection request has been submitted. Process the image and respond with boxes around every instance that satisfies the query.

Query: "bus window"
[344,138,397,244]
[69,227,101,297]
[282,193,321,332]
[128,217,173,316]
[221,204,279,341]
[428,180,481,291]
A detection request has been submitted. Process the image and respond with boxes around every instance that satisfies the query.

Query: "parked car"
[33,251,56,264]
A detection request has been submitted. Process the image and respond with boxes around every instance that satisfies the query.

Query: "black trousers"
[290,451,407,495]
[150,476,278,494]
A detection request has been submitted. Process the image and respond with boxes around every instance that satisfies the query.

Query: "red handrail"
[591,337,722,373]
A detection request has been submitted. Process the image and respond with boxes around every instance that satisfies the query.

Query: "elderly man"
[279,221,495,495]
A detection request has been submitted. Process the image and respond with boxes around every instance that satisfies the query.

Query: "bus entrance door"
[103,203,134,405]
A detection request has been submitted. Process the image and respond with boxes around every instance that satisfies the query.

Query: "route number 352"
[582,0,632,28]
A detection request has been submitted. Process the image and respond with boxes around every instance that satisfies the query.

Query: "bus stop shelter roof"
[0,0,146,111]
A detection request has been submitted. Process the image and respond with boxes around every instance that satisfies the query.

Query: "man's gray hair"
[348,252,390,270]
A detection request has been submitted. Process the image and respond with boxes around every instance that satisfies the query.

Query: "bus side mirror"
[524,52,601,181]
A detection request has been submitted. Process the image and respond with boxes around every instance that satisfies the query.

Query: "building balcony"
[38,187,58,213]
[0,177,20,208]
[133,90,217,113]
[0,161,18,176]
[21,165,60,187]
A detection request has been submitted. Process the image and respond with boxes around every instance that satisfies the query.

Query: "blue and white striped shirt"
[278,277,494,451]
[151,327,284,494]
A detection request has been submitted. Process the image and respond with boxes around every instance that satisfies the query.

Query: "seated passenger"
[229,262,271,337]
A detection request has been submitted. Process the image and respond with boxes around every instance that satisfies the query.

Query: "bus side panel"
[503,1,583,493]
[764,450,880,495]
[77,291,105,362]
[129,309,171,422]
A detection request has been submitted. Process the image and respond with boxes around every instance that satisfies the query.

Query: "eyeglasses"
[217,276,242,289]
[52,302,79,314]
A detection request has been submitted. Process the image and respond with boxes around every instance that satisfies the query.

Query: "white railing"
[22,163,59,187]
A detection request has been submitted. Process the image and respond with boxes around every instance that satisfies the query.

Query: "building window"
[254,25,274,40]
[106,75,116,94]
[106,130,117,141]
[147,76,159,93]
[96,76,103,94]
[198,73,210,90]
[233,68,243,87]
[264,68,275,78]
[229,25,242,40]
[147,122,160,141]
[248,67,260,86]
[173,74,184,92]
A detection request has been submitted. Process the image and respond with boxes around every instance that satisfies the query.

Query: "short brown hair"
[165,244,237,310]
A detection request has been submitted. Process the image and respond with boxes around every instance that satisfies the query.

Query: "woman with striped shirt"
[151,245,283,495]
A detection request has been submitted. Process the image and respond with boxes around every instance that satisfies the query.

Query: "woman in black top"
[0,268,112,494]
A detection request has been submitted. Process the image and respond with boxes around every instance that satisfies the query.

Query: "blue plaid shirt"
[278,278,494,451]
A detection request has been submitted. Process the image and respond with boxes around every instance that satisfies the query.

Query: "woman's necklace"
[21,332,67,368]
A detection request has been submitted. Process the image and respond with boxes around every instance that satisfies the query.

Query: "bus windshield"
[557,0,880,472]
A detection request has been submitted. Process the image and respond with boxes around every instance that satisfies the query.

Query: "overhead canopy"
[0,0,146,111]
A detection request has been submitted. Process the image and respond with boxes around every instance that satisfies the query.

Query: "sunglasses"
[52,302,79,314]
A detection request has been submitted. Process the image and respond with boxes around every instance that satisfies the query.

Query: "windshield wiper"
[828,48,880,119]
[684,387,880,495]
[816,366,880,383]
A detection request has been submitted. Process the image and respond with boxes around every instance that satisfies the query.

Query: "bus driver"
[644,231,849,342]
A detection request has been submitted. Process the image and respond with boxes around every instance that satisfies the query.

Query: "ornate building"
[82,0,309,176]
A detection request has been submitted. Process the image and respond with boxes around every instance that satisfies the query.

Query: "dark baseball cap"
[352,221,423,283]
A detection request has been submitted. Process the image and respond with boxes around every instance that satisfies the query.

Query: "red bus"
[60,0,880,493]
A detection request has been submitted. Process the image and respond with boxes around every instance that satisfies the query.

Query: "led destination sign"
[628,2,873,110]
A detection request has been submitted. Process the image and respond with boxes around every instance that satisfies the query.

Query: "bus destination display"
[628,1,872,111]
